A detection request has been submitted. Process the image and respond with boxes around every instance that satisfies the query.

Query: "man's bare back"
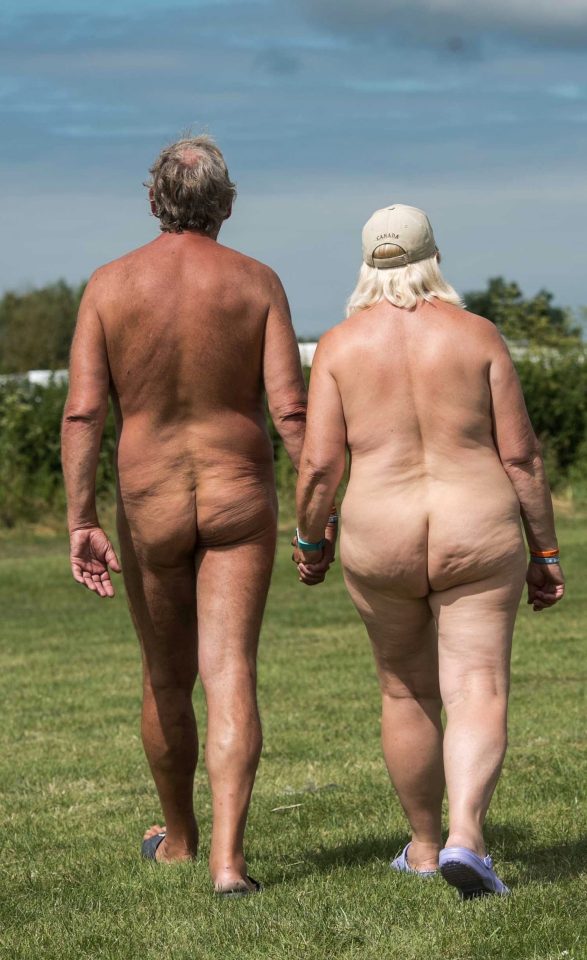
[97,231,287,553]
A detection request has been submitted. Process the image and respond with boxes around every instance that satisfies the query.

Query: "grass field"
[1,514,585,960]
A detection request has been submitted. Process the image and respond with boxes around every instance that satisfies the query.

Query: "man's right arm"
[61,272,121,597]
[262,270,307,470]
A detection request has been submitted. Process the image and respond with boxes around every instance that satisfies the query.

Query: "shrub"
[0,380,115,527]
[515,351,587,487]
[1,355,586,527]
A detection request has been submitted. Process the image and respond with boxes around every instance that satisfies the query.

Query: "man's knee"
[144,671,196,703]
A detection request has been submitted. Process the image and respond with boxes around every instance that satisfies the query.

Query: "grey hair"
[346,243,464,315]
[146,134,236,234]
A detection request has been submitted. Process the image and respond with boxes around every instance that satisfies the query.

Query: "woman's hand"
[69,526,122,598]
[291,526,336,586]
[526,562,565,612]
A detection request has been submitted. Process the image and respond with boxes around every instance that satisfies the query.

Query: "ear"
[149,187,157,217]
[435,249,441,263]
[224,203,232,222]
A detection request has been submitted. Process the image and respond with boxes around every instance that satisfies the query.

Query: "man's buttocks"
[115,418,277,553]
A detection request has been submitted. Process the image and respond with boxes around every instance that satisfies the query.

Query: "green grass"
[0,515,586,960]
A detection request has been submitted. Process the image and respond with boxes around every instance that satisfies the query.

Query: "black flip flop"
[141,831,166,860]
[216,876,263,897]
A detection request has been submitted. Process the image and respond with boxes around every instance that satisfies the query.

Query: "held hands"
[69,526,121,598]
[526,561,565,612]
[292,524,337,586]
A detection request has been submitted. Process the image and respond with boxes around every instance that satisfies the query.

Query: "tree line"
[0,276,585,374]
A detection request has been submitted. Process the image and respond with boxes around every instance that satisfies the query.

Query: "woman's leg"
[345,576,445,871]
[429,560,525,855]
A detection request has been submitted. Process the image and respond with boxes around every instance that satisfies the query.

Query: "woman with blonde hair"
[294,204,564,898]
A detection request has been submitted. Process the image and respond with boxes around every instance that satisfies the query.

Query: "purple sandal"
[439,846,510,899]
[390,843,437,877]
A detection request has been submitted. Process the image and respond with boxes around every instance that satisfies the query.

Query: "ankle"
[445,831,486,858]
[410,838,441,853]
[157,837,197,862]
[209,853,247,884]
[408,838,441,869]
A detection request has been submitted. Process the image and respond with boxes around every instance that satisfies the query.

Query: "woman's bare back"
[331,299,524,596]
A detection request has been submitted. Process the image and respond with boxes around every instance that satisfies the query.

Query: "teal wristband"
[296,529,326,551]
[530,556,560,565]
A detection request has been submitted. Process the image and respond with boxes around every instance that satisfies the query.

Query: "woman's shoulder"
[433,301,509,354]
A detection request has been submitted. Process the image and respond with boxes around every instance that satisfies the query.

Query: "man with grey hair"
[61,135,308,894]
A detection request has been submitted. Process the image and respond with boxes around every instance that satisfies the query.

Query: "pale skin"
[61,206,307,891]
[295,295,564,872]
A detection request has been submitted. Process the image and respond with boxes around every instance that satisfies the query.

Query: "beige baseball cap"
[362,204,437,269]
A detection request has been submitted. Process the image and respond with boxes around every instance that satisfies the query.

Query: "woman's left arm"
[295,335,347,583]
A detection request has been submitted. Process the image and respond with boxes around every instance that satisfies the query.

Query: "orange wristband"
[530,549,559,557]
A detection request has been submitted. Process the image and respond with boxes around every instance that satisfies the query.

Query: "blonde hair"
[346,244,464,315]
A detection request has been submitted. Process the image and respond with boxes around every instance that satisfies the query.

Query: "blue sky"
[2,0,587,334]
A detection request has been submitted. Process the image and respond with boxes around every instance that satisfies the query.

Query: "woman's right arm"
[488,333,564,610]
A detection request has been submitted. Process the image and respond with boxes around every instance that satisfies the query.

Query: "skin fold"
[62,227,307,891]
[295,296,564,871]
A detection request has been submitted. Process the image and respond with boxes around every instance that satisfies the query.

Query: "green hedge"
[1,355,586,527]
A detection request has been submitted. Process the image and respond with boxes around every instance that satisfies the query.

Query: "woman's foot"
[142,824,197,863]
[445,831,486,858]
[439,846,510,898]
[391,840,440,875]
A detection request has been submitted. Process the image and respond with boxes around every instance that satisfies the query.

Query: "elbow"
[63,412,99,425]
[502,449,543,475]
[62,403,107,427]
[272,401,307,428]
[299,454,342,486]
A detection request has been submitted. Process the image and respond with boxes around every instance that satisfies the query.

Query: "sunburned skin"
[102,233,297,547]
[62,228,307,889]
[295,295,564,873]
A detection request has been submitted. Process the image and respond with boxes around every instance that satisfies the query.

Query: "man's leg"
[119,517,199,863]
[345,576,444,872]
[429,560,525,856]
[196,532,275,892]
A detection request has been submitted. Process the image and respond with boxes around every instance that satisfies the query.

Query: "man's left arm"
[61,274,121,597]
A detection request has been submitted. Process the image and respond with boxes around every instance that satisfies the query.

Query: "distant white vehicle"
[0,369,69,386]
[298,342,318,367]
[0,346,321,387]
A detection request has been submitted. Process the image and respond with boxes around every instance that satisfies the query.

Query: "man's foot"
[142,824,197,863]
[212,862,262,895]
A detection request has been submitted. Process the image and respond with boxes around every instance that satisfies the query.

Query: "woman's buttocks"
[341,449,524,596]
[426,465,524,591]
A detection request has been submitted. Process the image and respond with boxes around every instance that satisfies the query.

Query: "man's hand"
[291,527,336,586]
[69,526,121,598]
[526,562,564,612]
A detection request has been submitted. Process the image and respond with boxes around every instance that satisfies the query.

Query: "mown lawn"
[0,514,585,960]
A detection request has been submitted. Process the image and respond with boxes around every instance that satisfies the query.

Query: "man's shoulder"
[215,242,280,283]
[86,241,154,287]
